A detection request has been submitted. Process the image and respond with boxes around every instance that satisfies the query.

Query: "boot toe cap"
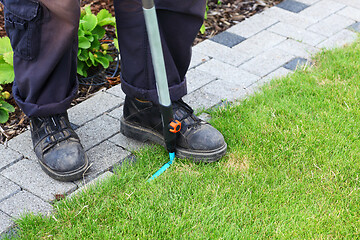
[43,141,87,173]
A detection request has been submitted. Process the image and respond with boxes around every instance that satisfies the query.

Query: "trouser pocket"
[1,0,42,61]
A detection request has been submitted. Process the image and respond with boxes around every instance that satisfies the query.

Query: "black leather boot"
[30,113,88,181]
[120,97,227,162]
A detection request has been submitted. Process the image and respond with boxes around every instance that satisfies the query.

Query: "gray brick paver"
[68,91,122,126]
[232,30,287,56]
[107,106,123,120]
[227,13,279,38]
[0,145,22,170]
[274,38,319,59]
[0,190,52,218]
[317,29,357,49]
[334,0,360,10]
[75,114,120,151]
[298,0,346,21]
[108,133,150,152]
[7,130,36,161]
[240,48,294,77]
[183,90,222,112]
[189,51,210,69]
[307,14,355,37]
[0,211,12,235]
[196,59,259,86]
[268,22,327,46]
[192,40,252,66]
[262,6,317,29]
[105,84,126,100]
[71,171,114,198]
[80,141,130,182]
[337,6,360,22]
[1,158,77,202]
[0,175,20,202]
[186,68,217,93]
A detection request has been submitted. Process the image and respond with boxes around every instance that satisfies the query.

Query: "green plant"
[77,6,116,77]
[0,37,15,124]
[200,1,221,34]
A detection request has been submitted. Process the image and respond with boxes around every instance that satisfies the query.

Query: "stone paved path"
[1,0,360,234]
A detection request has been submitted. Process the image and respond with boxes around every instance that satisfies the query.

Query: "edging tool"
[142,0,181,181]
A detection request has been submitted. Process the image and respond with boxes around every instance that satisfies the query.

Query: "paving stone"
[337,6,360,22]
[1,159,77,202]
[186,68,217,93]
[262,6,316,29]
[209,31,246,47]
[232,30,286,56]
[332,0,360,10]
[268,22,327,46]
[277,0,309,13]
[77,141,130,183]
[75,115,120,151]
[183,90,222,112]
[252,67,293,91]
[7,131,36,161]
[108,133,150,152]
[0,211,12,235]
[0,176,20,202]
[295,0,320,4]
[105,84,126,100]
[68,91,122,126]
[0,190,52,218]
[348,22,360,33]
[196,59,259,86]
[0,144,22,170]
[240,48,294,77]
[107,105,123,120]
[189,51,210,69]
[274,39,319,59]
[263,67,293,82]
[70,171,114,198]
[192,40,252,66]
[307,14,355,37]
[227,13,279,38]
[298,0,346,21]
[283,57,310,71]
[198,113,212,122]
[317,29,357,49]
[200,79,249,102]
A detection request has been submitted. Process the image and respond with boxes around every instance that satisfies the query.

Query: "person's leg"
[2,0,88,181]
[114,0,205,103]
[114,0,227,162]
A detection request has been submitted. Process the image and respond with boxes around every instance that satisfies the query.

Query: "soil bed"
[0,0,282,143]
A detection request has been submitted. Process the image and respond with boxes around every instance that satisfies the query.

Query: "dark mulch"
[0,0,282,143]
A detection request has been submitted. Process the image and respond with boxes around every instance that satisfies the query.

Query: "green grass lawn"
[9,38,360,239]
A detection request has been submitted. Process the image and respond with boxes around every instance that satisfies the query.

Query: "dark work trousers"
[1,0,205,117]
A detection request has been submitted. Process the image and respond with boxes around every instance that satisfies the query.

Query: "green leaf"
[0,63,15,84]
[0,101,15,113]
[78,36,91,49]
[0,108,9,124]
[78,29,85,37]
[81,14,97,32]
[113,38,119,51]
[78,50,89,61]
[200,24,206,34]
[84,5,92,16]
[92,26,106,39]
[4,52,13,66]
[97,9,115,26]
[98,17,116,27]
[77,61,87,77]
[88,52,96,66]
[95,56,110,69]
[90,38,100,50]
[0,37,12,55]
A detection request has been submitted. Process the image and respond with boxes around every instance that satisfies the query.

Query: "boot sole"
[37,155,89,182]
[120,117,227,163]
